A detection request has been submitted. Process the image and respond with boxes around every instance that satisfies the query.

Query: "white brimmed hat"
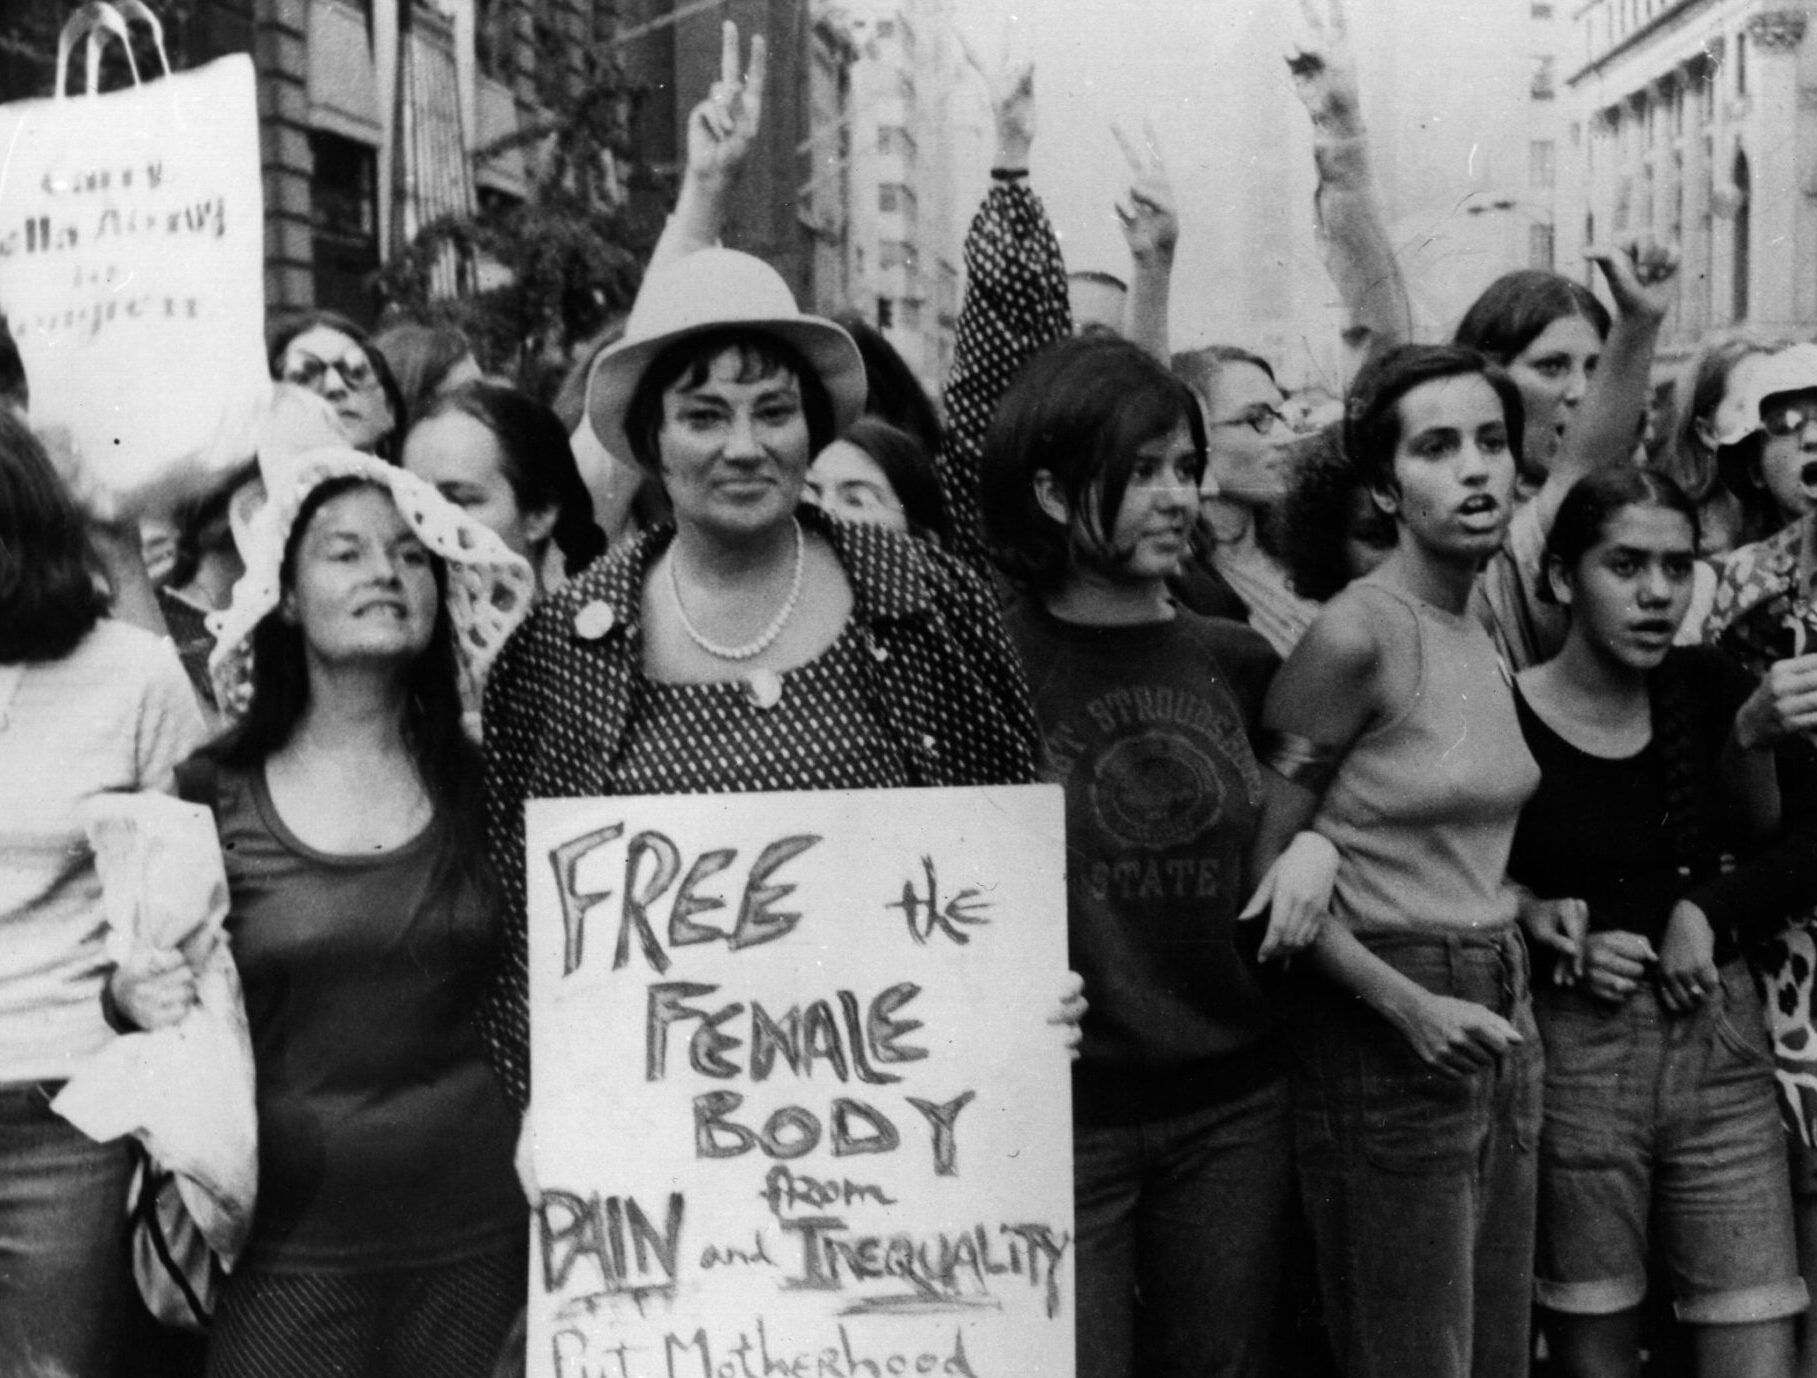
[1744,343,1817,433]
[207,447,534,737]
[585,248,866,466]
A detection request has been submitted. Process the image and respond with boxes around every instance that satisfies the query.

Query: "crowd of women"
[11,1,1817,1376]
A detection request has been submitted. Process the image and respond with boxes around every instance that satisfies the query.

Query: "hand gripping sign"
[524,784,1075,1378]
[0,1,269,518]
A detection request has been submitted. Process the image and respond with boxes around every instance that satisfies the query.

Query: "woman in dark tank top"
[1509,467,1811,1378]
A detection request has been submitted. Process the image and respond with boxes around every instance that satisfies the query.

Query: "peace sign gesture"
[1112,122,1177,266]
[957,23,1035,170]
[1287,0,1364,138]
[686,20,767,188]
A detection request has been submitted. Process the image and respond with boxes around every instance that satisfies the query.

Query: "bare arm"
[1289,0,1410,359]
[1529,242,1679,532]
[1112,123,1178,364]
[647,21,768,272]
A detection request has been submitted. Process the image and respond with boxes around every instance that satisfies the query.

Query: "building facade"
[837,0,961,393]
[2,0,852,328]
[1563,0,1817,355]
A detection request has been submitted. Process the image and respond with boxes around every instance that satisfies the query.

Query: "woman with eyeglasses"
[1701,347,1817,1369]
[1170,346,1320,656]
[269,313,408,459]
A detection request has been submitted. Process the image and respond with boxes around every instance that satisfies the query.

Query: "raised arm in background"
[940,35,1073,575]
[1529,241,1679,532]
[1289,0,1410,362]
[1113,122,1179,365]
[646,20,768,273]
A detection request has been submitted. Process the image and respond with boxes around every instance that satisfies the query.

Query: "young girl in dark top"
[1511,467,1808,1378]
[982,334,1297,1378]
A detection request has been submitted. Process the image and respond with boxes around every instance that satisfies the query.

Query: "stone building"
[2,0,852,326]
[1563,0,1817,354]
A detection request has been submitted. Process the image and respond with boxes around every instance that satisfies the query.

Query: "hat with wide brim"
[206,447,534,738]
[586,247,867,467]
[1741,343,1817,437]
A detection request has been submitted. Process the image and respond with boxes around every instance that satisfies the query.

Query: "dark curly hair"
[1275,421,1396,602]
[1345,344,1526,494]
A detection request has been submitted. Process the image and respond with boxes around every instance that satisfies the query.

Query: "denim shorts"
[1287,925,1542,1378]
[1533,961,1807,1325]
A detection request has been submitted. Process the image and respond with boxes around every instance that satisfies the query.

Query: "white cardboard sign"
[525,784,1074,1378]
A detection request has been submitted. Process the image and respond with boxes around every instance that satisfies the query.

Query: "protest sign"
[525,784,1073,1378]
[0,4,268,517]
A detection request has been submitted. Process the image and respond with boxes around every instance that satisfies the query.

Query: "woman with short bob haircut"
[476,22,1083,1131]
[985,333,1298,1378]
[1247,343,1543,1378]
[406,380,608,596]
[0,411,205,1376]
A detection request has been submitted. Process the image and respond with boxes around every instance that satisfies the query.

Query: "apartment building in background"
[1561,0,1817,359]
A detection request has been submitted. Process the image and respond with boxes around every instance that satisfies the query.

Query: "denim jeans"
[0,1080,132,1378]
[1073,1072,1293,1378]
[1535,961,1806,1323]
[1286,927,1542,1378]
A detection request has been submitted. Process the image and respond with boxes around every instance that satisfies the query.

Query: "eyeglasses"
[1208,404,1288,437]
[281,348,378,394]
[1761,393,1817,438]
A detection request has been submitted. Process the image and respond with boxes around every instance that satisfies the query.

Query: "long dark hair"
[1543,467,1718,885]
[414,382,608,577]
[1345,344,1526,494]
[268,311,407,460]
[983,334,1207,594]
[1453,270,1612,363]
[204,477,489,899]
[0,411,107,664]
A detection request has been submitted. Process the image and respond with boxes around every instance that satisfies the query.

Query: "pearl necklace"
[668,519,805,662]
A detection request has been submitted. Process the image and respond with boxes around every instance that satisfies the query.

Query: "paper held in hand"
[0,2,269,518]
[524,784,1075,1378]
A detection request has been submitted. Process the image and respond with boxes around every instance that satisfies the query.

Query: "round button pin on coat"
[574,601,615,639]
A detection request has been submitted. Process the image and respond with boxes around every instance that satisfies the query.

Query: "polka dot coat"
[475,506,1042,1108]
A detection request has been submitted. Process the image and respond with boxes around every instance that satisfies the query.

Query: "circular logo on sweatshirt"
[1089,728,1226,850]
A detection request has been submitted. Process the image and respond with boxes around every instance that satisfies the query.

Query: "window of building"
[309,132,379,324]
[1530,2,1552,16]
[1531,55,1556,101]
[1737,32,1747,95]
[877,296,894,329]
[1530,223,1555,272]
[878,126,915,157]
[1530,140,1556,189]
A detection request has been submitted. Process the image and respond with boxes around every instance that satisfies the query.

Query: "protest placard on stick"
[525,784,1073,1378]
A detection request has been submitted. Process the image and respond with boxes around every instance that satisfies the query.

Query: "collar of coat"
[553,502,941,647]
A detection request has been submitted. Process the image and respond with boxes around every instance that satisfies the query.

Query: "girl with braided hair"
[1508,466,1810,1378]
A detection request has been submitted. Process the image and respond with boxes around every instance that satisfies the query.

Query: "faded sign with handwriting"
[525,784,1073,1378]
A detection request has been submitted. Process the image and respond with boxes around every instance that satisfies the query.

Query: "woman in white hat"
[109,449,535,1374]
[475,26,1061,1112]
